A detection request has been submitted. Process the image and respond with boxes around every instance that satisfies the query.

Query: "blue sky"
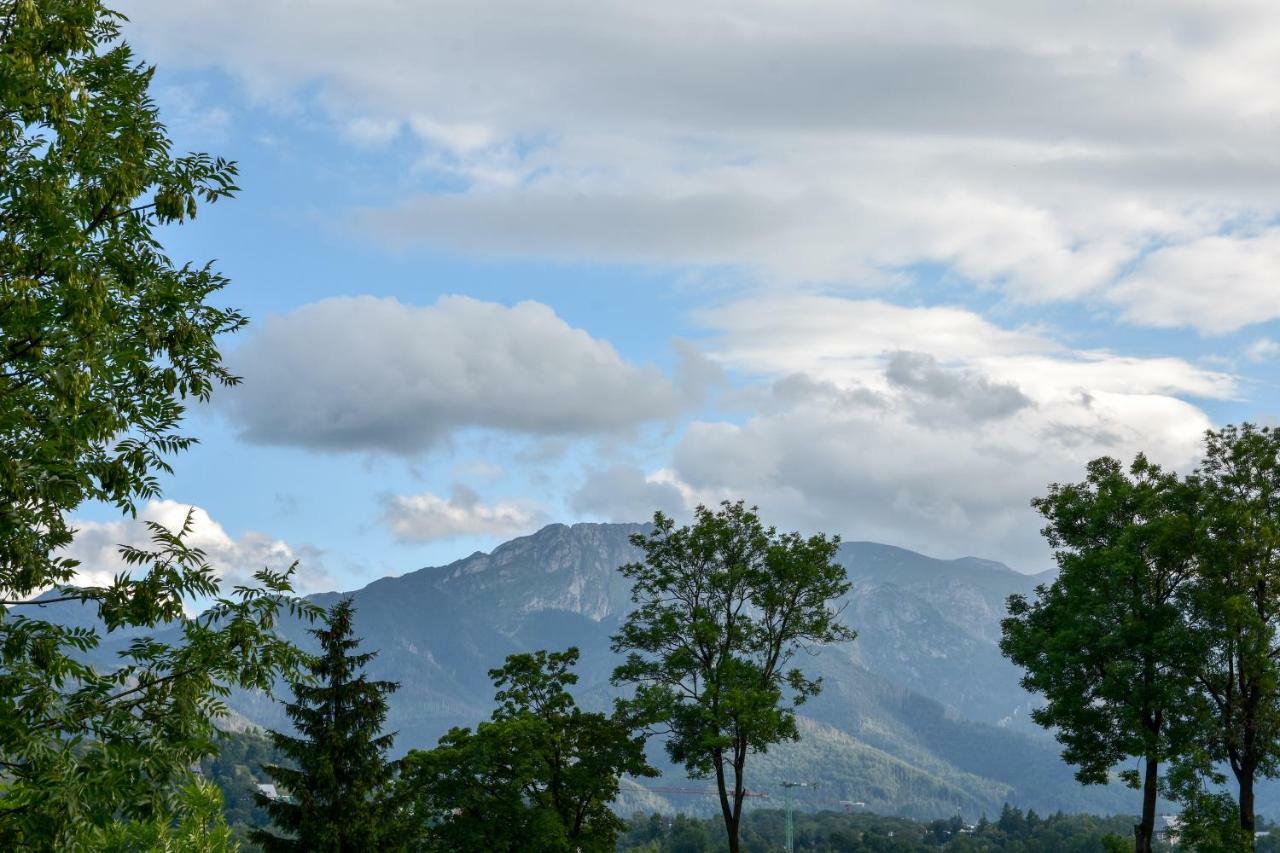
[69,1,1280,592]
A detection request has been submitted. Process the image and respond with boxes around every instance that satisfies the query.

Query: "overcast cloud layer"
[126,0,1280,332]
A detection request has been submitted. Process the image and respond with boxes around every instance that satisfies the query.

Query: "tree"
[402,646,654,852]
[1181,424,1280,845]
[70,779,237,853]
[1,0,242,590]
[611,501,854,853]
[253,599,402,852]
[1001,455,1202,853]
[0,4,312,843]
[0,518,314,847]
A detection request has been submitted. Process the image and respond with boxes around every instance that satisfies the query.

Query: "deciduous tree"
[1002,455,1201,853]
[1182,424,1280,845]
[403,647,653,852]
[612,501,854,853]
[0,2,312,844]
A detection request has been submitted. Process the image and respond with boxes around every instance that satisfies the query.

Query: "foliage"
[612,501,854,853]
[0,513,315,847]
[1180,424,1280,840]
[1162,767,1252,853]
[0,0,243,589]
[401,646,654,852]
[68,779,237,853]
[1001,454,1201,851]
[253,599,403,852]
[0,0,316,846]
[1003,425,1280,848]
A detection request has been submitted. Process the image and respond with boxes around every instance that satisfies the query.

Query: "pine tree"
[252,599,402,852]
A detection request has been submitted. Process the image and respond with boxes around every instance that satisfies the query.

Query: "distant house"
[257,783,281,801]
[1159,814,1182,845]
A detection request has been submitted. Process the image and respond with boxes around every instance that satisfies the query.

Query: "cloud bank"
[629,296,1233,566]
[125,0,1280,331]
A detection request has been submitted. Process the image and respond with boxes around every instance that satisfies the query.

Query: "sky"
[68,0,1280,592]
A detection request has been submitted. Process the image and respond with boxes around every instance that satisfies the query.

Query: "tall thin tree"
[1183,424,1280,845]
[612,501,854,853]
[253,599,401,852]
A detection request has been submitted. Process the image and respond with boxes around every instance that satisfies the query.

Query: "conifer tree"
[253,599,402,852]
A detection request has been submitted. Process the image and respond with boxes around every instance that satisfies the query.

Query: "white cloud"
[1246,337,1280,363]
[1109,230,1280,334]
[381,485,545,542]
[122,0,1280,328]
[701,296,1056,378]
[62,500,332,593]
[221,295,679,454]
[642,295,1235,566]
[701,295,1236,399]
[343,116,401,147]
[667,382,1212,567]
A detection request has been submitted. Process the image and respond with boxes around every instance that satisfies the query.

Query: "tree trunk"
[1239,766,1256,843]
[714,754,739,853]
[728,740,748,853]
[1134,755,1158,853]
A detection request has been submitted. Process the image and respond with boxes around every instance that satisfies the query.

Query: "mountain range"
[229,522,1127,820]
[42,522,1205,820]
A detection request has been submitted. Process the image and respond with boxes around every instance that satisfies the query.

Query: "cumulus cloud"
[702,295,1236,398]
[702,296,1055,378]
[381,485,545,542]
[668,388,1212,568]
[123,0,1280,328]
[62,500,332,593]
[650,295,1235,567]
[221,295,679,454]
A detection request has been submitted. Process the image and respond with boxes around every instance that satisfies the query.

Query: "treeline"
[199,731,287,847]
[616,807,1180,852]
[199,725,1225,853]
